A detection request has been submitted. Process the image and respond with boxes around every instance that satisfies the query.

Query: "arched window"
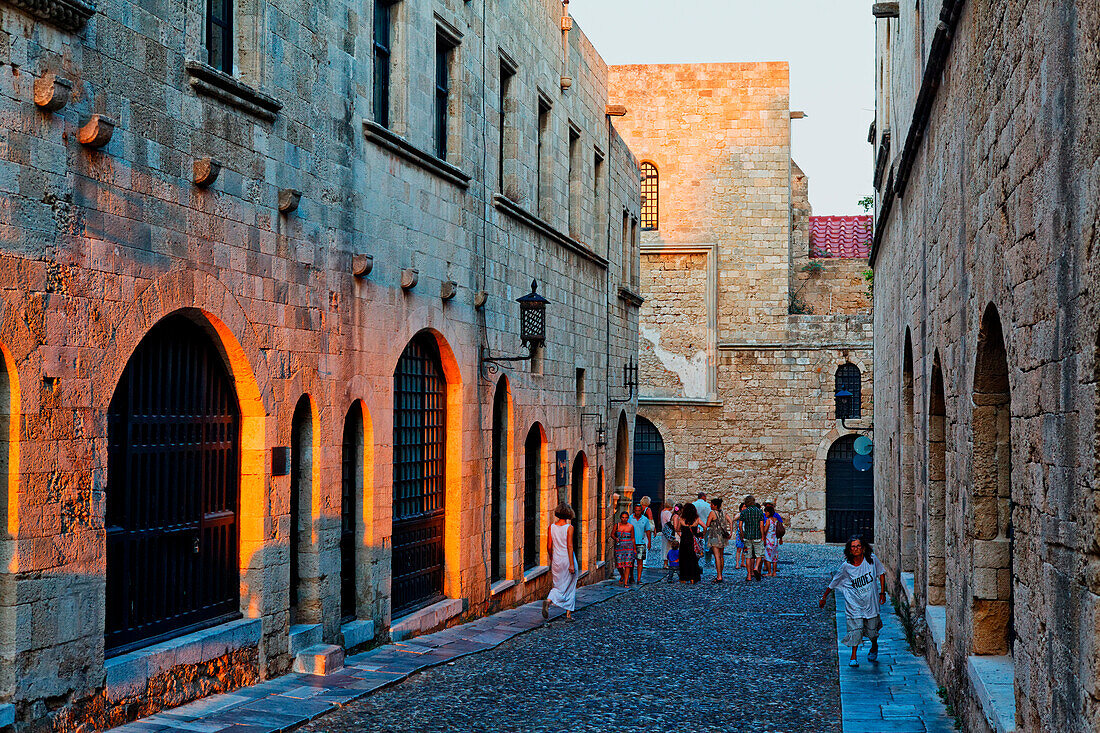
[490,379,509,583]
[835,363,862,419]
[523,425,543,570]
[571,453,587,565]
[392,334,447,615]
[290,396,313,623]
[106,314,241,654]
[340,404,364,623]
[640,162,658,230]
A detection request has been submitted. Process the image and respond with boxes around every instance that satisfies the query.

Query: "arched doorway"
[970,305,1013,656]
[927,354,947,606]
[106,314,241,654]
[825,435,874,543]
[901,334,916,572]
[633,417,665,530]
[523,424,544,570]
[340,404,364,623]
[290,395,313,624]
[392,334,447,615]
[490,379,509,583]
[571,452,587,565]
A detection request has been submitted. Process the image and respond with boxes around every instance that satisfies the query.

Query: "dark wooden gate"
[570,454,585,560]
[490,383,505,582]
[633,417,665,531]
[392,335,446,615]
[825,435,874,542]
[106,314,240,655]
[523,426,540,569]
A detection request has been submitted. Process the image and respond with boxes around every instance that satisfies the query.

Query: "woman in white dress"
[542,502,578,621]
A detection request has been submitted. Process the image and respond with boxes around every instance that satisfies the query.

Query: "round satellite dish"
[853,453,873,472]
[854,436,873,455]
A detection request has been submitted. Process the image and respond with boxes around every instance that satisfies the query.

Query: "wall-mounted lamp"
[480,280,549,377]
[609,358,638,405]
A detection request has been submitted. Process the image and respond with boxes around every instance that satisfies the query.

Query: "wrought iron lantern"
[480,279,551,377]
[517,280,549,349]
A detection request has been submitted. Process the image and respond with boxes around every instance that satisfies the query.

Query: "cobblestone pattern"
[297,543,841,733]
[871,1,1100,731]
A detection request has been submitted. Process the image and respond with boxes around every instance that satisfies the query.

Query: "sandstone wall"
[0,0,640,728]
[871,1,1100,731]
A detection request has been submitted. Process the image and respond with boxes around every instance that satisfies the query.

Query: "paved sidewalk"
[835,604,957,733]
[108,570,664,733]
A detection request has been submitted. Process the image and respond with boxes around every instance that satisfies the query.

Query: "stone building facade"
[870,1,1100,731]
[0,0,640,729]
[607,63,873,542]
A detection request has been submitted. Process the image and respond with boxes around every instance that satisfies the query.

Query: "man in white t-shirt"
[819,536,887,667]
[692,493,713,565]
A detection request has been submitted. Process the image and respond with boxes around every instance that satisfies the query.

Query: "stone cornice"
[4,0,95,32]
[185,60,282,122]
[492,193,608,269]
[363,119,471,189]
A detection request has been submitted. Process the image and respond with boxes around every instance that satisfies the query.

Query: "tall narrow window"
[575,368,586,406]
[593,150,605,250]
[207,0,233,73]
[340,405,363,624]
[498,61,516,192]
[567,126,581,238]
[630,218,639,287]
[392,334,447,615]
[640,162,658,230]
[373,1,393,127]
[434,34,454,160]
[621,210,631,285]
[537,100,551,217]
[523,425,543,570]
[835,363,862,419]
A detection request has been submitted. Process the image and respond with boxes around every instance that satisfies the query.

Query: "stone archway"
[970,305,1013,657]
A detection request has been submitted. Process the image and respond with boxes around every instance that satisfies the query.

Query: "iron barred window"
[523,426,541,570]
[340,407,362,623]
[640,162,658,230]
[373,1,393,127]
[392,335,447,615]
[106,315,241,655]
[207,0,232,73]
[835,363,862,419]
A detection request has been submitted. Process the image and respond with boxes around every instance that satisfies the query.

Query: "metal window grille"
[373,1,392,127]
[632,417,666,531]
[640,162,658,230]
[105,315,241,656]
[570,455,585,560]
[490,384,506,582]
[207,0,232,73]
[434,37,452,159]
[290,397,310,621]
[523,427,541,570]
[340,408,360,622]
[835,363,862,419]
[825,436,874,542]
[392,335,446,615]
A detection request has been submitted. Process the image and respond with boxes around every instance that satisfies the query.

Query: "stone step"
[293,644,345,676]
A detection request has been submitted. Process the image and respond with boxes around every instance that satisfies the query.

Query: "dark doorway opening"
[825,435,874,543]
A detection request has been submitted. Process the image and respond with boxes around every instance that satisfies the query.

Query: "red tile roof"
[810,216,872,259]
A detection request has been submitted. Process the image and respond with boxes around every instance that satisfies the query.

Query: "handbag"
[720,512,732,540]
[693,534,705,557]
[662,523,676,542]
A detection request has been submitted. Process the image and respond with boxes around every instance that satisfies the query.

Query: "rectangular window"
[567,127,581,238]
[373,1,393,127]
[622,211,631,283]
[498,61,515,192]
[630,218,639,287]
[575,368,586,406]
[434,34,454,159]
[537,100,551,217]
[207,0,233,73]
[593,150,605,250]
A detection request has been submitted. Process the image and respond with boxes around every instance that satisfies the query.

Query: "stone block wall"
[609,63,872,542]
[0,0,640,728]
[871,1,1100,731]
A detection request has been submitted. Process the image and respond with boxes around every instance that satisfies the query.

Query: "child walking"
[665,540,680,582]
[820,536,887,667]
[613,511,636,586]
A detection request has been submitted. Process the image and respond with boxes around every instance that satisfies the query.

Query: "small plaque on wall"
[272,447,291,476]
[556,450,569,487]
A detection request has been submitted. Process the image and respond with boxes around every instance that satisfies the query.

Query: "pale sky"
[571,0,875,216]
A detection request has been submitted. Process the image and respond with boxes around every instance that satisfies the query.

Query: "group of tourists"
[540,495,888,670]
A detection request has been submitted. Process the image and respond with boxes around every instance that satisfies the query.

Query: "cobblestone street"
[301,543,842,733]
